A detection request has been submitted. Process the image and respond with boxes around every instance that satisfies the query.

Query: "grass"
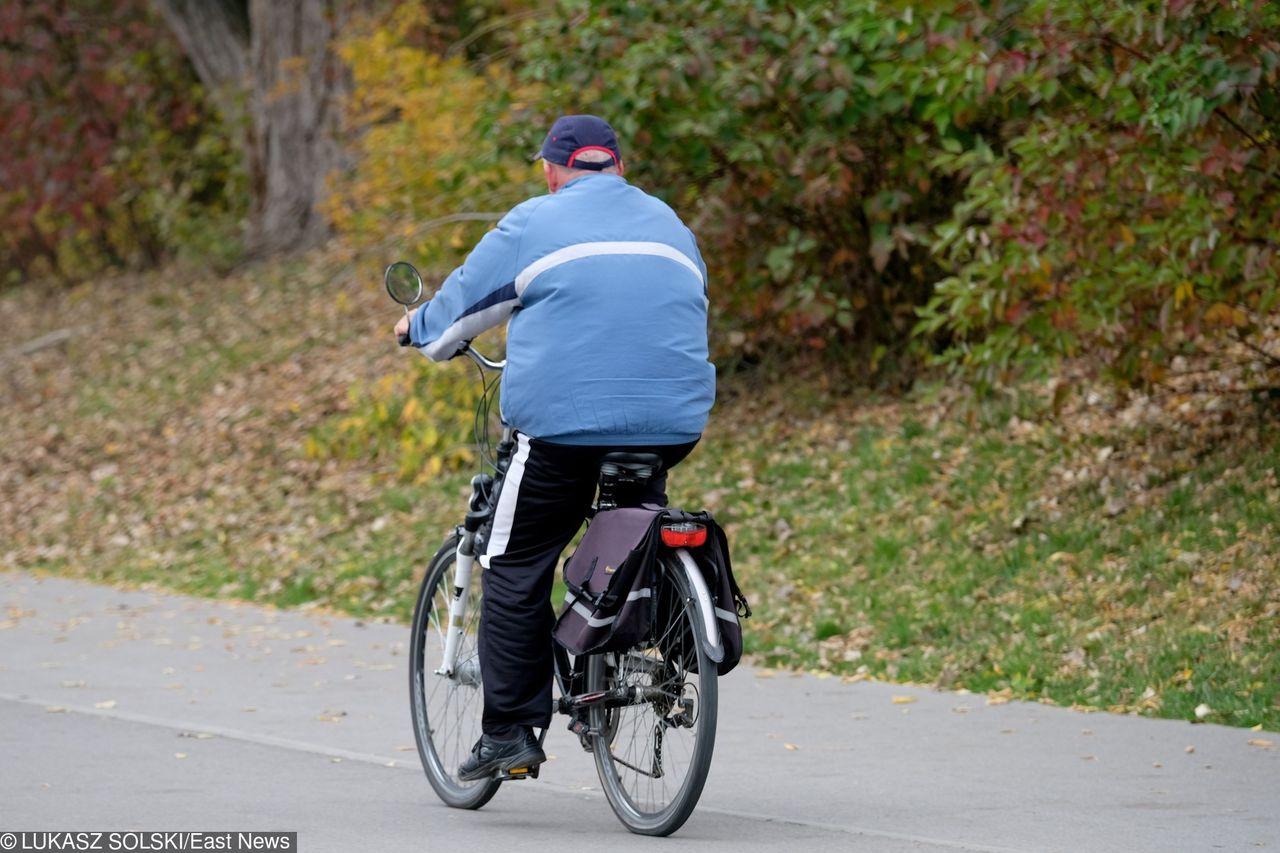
[2,246,1277,731]
[667,381,1280,729]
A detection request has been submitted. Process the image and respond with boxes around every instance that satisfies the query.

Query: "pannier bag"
[553,505,663,657]
[553,506,751,675]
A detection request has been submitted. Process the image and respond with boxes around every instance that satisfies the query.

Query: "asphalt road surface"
[1,572,1275,852]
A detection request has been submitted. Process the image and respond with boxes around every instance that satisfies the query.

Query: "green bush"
[512,0,1279,390]
[516,0,994,370]
[915,1,1280,390]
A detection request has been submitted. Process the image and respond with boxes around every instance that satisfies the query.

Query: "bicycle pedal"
[568,718,599,751]
[496,765,539,781]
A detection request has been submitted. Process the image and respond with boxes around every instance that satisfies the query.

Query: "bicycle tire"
[586,552,718,836]
[409,534,501,809]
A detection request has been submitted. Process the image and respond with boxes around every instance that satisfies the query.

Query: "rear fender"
[673,548,724,664]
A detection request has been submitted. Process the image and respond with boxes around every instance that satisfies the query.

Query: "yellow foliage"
[314,7,530,481]
[1174,281,1195,308]
[307,357,493,481]
[1203,302,1247,328]
[327,5,540,267]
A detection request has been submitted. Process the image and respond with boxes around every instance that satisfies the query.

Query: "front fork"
[436,534,478,678]
[435,427,513,679]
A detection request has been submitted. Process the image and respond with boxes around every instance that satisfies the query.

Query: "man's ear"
[543,161,558,192]
[616,159,625,176]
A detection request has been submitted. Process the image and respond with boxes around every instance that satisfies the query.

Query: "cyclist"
[393,115,715,781]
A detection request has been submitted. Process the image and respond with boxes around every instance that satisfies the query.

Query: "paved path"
[1,572,1275,852]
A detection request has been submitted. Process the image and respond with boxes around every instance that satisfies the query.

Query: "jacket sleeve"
[409,199,540,361]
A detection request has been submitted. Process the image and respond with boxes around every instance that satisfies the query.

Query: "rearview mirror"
[384,261,424,306]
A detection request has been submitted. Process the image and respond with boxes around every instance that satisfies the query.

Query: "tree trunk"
[153,0,362,256]
[151,0,250,119]
[246,0,352,253]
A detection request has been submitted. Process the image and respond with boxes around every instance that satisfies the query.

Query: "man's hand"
[394,311,413,340]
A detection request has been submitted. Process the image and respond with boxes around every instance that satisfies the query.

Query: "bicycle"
[386,261,735,836]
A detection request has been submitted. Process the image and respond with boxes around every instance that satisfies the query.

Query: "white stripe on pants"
[479,432,531,568]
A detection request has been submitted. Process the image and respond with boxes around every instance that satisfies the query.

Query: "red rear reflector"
[661,523,707,547]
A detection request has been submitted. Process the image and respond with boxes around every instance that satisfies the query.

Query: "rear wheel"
[586,554,718,835]
[409,534,500,809]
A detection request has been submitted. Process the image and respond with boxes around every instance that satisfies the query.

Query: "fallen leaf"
[174,753,187,760]
[1247,739,1273,748]
[45,706,68,713]
[784,743,799,751]
[891,695,917,705]
[94,700,117,710]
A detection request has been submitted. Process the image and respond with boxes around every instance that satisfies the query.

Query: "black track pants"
[477,433,696,737]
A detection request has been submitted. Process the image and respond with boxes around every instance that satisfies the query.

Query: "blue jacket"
[409,174,715,445]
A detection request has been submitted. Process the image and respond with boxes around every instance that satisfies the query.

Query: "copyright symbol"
[1,832,17,850]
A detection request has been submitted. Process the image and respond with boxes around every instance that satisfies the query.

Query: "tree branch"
[1232,330,1280,370]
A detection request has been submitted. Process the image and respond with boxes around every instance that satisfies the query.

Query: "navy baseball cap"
[533,115,623,170]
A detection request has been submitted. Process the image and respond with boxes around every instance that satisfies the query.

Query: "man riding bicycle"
[393,115,715,781]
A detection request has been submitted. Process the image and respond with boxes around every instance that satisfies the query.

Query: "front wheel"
[409,534,500,809]
[586,554,718,836]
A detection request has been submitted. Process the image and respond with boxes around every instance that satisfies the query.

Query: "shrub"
[515,0,996,370]
[306,357,496,481]
[327,3,540,268]
[917,0,1280,391]
[0,0,243,285]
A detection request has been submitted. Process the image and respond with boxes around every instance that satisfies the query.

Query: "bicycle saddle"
[598,452,664,479]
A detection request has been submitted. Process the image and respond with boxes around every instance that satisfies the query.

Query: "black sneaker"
[457,729,546,781]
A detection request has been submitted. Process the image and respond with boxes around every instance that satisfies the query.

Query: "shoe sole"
[457,745,546,782]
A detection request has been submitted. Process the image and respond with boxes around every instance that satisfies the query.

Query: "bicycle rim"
[587,555,718,836]
[409,535,500,809]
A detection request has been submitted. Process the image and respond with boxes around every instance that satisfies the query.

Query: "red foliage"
[0,0,202,281]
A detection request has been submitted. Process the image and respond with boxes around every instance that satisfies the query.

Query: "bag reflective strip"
[565,588,651,628]
[513,241,704,297]
[715,606,739,624]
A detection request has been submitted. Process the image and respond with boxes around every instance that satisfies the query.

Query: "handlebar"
[399,328,503,371]
[460,343,505,372]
